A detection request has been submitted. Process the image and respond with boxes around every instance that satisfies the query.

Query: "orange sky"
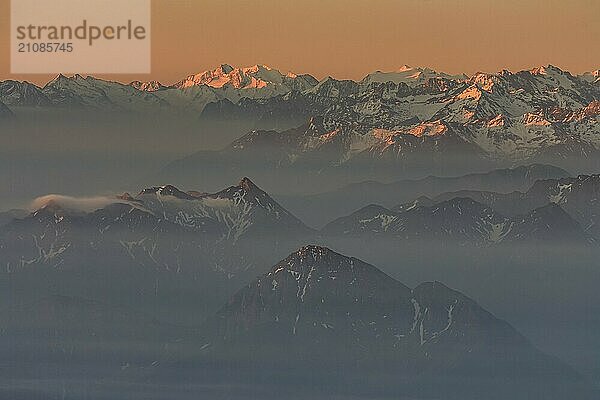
[0,0,598,86]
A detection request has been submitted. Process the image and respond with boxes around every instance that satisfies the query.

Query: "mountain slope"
[0,80,50,106]
[322,197,591,245]
[173,64,317,93]
[194,246,596,399]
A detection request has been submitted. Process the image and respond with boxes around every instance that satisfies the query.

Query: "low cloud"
[29,194,120,213]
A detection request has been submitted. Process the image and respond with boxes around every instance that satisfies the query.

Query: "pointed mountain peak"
[205,178,312,234]
[215,176,270,200]
[530,66,548,75]
[238,176,262,193]
[266,245,403,287]
[45,73,72,87]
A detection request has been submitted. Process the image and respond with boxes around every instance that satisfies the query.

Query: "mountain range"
[0,178,313,325]
[396,173,600,239]
[2,169,595,292]
[2,64,600,185]
[275,163,570,227]
[1,170,597,327]
[0,64,317,114]
[163,64,600,188]
[323,198,591,245]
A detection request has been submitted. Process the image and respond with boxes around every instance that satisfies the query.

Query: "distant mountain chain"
[275,163,572,226]
[2,64,599,169]
[0,165,600,270]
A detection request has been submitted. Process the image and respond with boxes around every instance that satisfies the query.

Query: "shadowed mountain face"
[274,164,570,227]
[190,246,596,400]
[322,197,592,245]
[411,174,600,238]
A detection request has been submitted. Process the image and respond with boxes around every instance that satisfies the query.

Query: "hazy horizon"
[1,0,599,86]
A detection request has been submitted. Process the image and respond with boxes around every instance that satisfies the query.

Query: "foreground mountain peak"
[202,247,595,399]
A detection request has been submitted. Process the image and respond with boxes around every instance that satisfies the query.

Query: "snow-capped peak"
[361,66,467,86]
[529,64,567,77]
[173,64,317,91]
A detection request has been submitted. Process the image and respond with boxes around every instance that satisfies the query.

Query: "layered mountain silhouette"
[0,178,312,325]
[275,164,570,227]
[2,62,600,399]
[161,64,600,185]
[2,64,599,187]
[322,197,591,245]
[1,172,599,398]
[406,174,600,239]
